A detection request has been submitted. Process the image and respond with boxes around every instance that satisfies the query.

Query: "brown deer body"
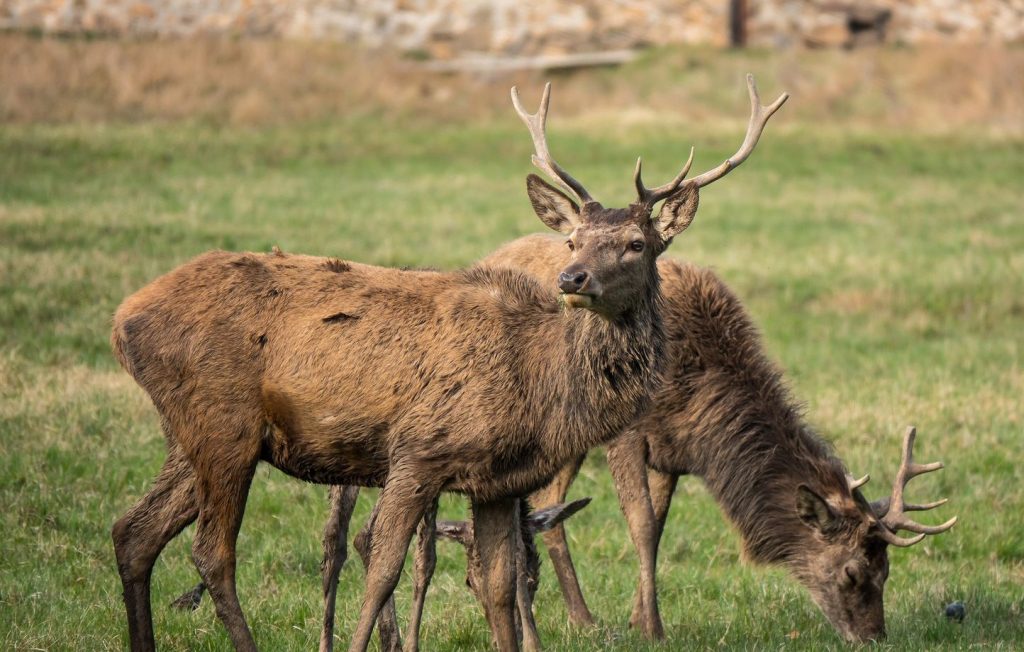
[112,210,666,652]
[111,76,776,651]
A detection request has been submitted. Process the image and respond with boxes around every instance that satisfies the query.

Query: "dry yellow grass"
[1,34,1022,132]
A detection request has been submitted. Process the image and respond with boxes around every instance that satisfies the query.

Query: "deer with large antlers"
[111,76,783,651]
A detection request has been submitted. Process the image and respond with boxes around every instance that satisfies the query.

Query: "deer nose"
[558,270,589,294]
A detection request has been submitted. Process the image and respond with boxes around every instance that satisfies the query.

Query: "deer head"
[512,75,788,318]
[792,427,957,642]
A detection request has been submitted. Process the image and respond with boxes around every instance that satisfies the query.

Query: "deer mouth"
[560,292,594,309]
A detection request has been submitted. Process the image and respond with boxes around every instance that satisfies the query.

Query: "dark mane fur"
[642,260,851,565]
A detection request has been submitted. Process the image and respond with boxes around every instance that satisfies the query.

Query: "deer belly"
[259,383,391,486]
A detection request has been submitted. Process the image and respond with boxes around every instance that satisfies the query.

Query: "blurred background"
[1,0,1022,127]
[1,2,1022,650]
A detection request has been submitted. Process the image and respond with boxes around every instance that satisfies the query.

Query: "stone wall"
[751,1,1024,48]
[1,1,1021,57]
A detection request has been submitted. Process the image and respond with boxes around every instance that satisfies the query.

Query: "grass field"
[1,46,1023,650]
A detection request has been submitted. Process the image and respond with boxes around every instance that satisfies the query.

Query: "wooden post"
[730,0,748,47]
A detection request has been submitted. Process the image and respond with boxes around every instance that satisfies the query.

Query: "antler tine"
[870,496,946,516]
[847,474,870,491]
[511,83,593,204]
[873,426,958,547]
[878,529,926,547]
[905,498,949,511]
[633,146,695,206]
[685,73,789,190]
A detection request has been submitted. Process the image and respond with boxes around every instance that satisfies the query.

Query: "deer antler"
[633,74,787,207]
[511,83,594,205]
[633,147,695,207]
[847,474,870,491]
[684,74,789,191]
[866,426,958,547]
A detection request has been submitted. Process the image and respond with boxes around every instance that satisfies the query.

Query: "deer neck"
[686,397,845,567]
[544,277,664,464]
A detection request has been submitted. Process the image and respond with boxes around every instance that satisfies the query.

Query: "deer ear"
[797,485,838,532]
[654,183,699,242]
[526,174,580,235]
[435,520,472,547]
[525,497,591,535]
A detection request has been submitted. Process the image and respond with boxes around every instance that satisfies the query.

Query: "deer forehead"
[580,203,647,225]
[571,223,646,246]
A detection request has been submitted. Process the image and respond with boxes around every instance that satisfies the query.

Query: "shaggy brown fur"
[110,169,699,651]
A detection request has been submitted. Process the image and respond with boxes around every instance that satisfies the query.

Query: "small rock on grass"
[944,601,966,622]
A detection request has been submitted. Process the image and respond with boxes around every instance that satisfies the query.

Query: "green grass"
[1,113,1022,651]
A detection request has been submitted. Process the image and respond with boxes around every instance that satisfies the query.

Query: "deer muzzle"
[557,268,598,308]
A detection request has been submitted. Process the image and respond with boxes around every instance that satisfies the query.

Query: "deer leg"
[639,469,677,626]
[514,500,542,652]
[321,485,361,652]
[530,455,592,627]
[348,477,437,652]
[516,560,541,652]
[607,436,664,639]
[472,496,519,652]
[626,466,677,633]
[190,451,259,652]
[353,502,401,652]
[649,468,678,539]
[403,495,439,652]
[112,442,199,652]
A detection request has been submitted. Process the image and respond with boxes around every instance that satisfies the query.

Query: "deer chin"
[560,293,594,309]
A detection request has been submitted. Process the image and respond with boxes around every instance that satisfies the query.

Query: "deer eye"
[566,240,575,251]
[630,240,645,252]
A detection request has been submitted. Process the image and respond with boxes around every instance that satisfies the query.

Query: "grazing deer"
[110,75,784,651]
[477,239,959,642]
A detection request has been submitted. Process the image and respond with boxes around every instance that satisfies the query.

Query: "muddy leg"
[347,477,437,652]
[649,469,677,539]
[113,443,199,652]
[607,436,663,639]
[353,502,401,652]
[404,496,439,652]
[190,452,259,652]
[321,485,361,652]
[530,456,592,627]
[626,466,677,632]
[473,497,519,651]
[514,500,542,652]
